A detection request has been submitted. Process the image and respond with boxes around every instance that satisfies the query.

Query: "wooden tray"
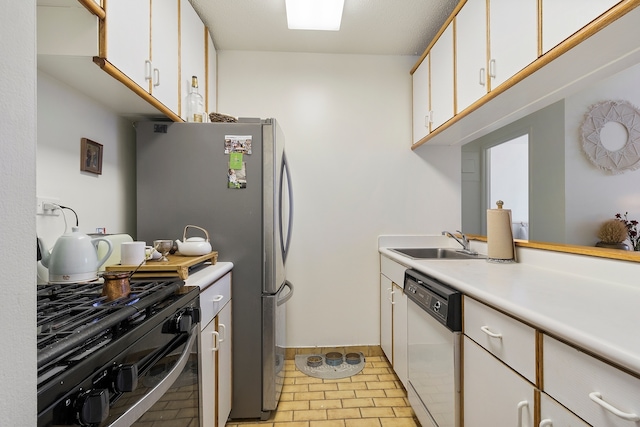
[105,251,218,280]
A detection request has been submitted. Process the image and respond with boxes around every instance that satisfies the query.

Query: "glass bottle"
[185,75,205,122]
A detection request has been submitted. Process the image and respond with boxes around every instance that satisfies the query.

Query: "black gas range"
[37,279,201,427]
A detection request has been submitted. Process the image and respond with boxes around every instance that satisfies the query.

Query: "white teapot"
[175,225,212,256]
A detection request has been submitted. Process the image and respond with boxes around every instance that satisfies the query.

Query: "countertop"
[378,235,640,376]
[184,261,233,290]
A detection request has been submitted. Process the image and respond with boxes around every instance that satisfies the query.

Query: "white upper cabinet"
[180,0,206,120]
[542,0,620,53]
[150,0,179,113]
[412,54,430,144]
[429,23,454,129]
[105,0,151,91]
[455,0,488,114]
[488,0,538,90]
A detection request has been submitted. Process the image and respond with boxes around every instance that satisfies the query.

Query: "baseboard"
[284,345,383,360]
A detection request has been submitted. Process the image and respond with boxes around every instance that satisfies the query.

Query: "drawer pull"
[218,323,226,343]
[589,392,640,421]
[211,331,220,352]
[480,325,502,339]
[517,400,529,427]
[212,295,224,302]
[539,420,552,427]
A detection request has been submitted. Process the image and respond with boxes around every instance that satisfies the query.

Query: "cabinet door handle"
[144,60,152,81]
[480,325,502,338]
[153,68,160,87]
[517,400,528,427]
[388,288,395,303]
[479,68,486,86]
[218,323,226,343]
[428,110,434,124]
[211,331,220,352]
[212,295,224,302]
[489,59,496,78]
[539,419,553,427]
[589,392,640,421]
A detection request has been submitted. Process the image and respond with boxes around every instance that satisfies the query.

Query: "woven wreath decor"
[580,100,640,174]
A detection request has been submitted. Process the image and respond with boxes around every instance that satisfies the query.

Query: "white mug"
[121,241,147,266]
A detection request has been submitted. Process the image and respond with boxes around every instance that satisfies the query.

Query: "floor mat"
[294,352,365,380]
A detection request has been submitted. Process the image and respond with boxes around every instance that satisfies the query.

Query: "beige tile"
[365,381,398,390]
[293,410,328,422]
[308,383,339,392]
[309,399,343,410]
[392,407,415,418]
[283,384,311,393]
[336,382,367,391]
[359,407,396,418]
[345,419,382,427]
[309,420,346,427]
[349,375,380,383]
[280,392,295,401]
[294,376,325,385]
[384,389,407,398]
[379,418,420,427]
[354,389,386,398]
[341,398,374,409]
[377,374,399,382]
[294,391,326,401]
[277,400,311,411]
[324,390,356,400]
[326,408,362,420]
[273,411,294,422]
[273,422,309,427]
[372,397,408,408]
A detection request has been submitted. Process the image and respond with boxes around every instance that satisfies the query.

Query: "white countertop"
[184,261,233,290]
[378,235,640,376]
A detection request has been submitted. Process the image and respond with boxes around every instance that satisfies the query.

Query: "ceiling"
[190,0,459,56]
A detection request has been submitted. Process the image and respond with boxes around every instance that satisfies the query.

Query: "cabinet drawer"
[380,255,406,287]
[543,335,640,427]
[464,297,536,383]
[540,393,591,427]
[200,272,231,328]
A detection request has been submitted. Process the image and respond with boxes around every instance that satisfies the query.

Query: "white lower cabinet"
[540,393,591,427]
[200,272,232,427]
[463,336,535,427]
[543,335,640,427]
[379,256,408,387]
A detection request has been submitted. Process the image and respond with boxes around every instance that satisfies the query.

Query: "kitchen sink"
[389,247,486,260]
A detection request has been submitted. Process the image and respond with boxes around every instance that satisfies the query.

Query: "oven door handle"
[107,324,198,427]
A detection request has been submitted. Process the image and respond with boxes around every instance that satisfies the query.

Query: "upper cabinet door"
[412,54,430,144]
[150,0,179,113]
[455,0,488,114]
[488,0,538,90]
[541,0,620,53]
[180,0,206,120]
[105,0,151,91]
[430,23,454,130]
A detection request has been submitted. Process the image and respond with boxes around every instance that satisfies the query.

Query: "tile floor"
[225,349,420,427]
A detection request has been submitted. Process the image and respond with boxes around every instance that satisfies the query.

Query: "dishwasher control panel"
[404,269,462,331]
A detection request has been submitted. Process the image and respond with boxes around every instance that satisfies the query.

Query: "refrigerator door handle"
[279,152,294,262]
[277,281,294,306]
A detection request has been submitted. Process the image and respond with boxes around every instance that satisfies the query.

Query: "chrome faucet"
[442,230,476,254]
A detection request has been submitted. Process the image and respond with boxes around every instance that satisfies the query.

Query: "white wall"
[0,0,37,424]
[565,62,640,246]
[217,51,461,347]
[36,71,137,257]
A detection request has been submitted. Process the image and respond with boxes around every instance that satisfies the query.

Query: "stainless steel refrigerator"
[135,118,294,420]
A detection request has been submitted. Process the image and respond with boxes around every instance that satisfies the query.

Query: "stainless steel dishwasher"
[405,269,462,427]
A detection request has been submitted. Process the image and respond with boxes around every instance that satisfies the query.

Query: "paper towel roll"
[487,201,516,262]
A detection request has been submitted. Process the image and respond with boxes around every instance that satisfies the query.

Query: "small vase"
[595,241,630,250]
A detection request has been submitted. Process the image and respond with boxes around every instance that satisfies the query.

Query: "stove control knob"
[76,388,109,425]
[113,364,138,393]
[175,311,193,333]
[433,301,441,312]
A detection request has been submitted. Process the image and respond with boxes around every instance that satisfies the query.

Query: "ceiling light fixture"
[285,0,345,31]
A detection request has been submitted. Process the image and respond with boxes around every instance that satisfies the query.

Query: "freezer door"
[263,119,293,295]
[262,281,294,413]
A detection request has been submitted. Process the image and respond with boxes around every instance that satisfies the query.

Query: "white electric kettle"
[38,227,113,284]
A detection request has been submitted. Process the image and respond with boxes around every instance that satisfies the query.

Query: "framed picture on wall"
[80,138,103,175]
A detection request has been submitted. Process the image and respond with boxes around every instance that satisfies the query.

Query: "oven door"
[406,298,461,427]
[106,323,200,427]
